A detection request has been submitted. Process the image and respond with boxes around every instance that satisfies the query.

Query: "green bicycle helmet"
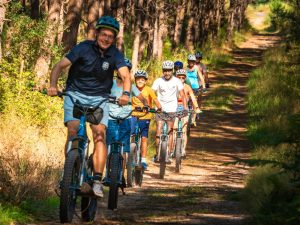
[95,16,120,35]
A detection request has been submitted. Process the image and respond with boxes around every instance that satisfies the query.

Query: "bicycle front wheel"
[159,140,168,179]
[127,143,136,187]
[81,154,97,222]
[60,150,80,223]
[108,153,121,210]
[175,138,182,173]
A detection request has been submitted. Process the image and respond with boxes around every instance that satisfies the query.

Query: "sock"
[94,172,102,181]
[141,157,147,163]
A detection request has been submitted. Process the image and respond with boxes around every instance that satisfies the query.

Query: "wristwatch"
[122,91,130,97]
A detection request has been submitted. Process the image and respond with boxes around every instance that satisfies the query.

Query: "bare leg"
[65,120,80,156]
[90,124,107,174]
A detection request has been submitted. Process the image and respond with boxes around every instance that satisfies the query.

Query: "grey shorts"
[63,91,109,127]
[155,112,176,122]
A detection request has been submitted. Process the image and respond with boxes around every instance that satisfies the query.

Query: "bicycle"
[56,92,111,223]
[103,99,138,210]
[187,100,193,137]
[127,107,157,187]
[155,112,175,179]
[172,111,187,173]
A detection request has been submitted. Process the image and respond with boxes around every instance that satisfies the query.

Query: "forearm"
[154,99,162,109]
[197,67,205,87]
[50,64,63,87]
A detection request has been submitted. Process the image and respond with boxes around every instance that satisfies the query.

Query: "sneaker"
[166,157,173,164]
[141,161,148,170]
[152,155,159,163]
[192,121,197,127]
[170,151,175,158]
[93,180,104,198]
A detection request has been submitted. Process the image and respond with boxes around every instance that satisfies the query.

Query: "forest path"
[38,33,280,225]
[90,34,281,225]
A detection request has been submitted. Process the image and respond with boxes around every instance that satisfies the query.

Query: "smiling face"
[96,28,116,50]
[135,77,147,89]
[163,69,173,80]
[176,75,186,84]
[188,60,195,68]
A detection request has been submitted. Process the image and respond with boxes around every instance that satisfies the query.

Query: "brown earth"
[35,34,280,225]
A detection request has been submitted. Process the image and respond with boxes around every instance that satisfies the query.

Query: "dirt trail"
[91,34,280,225]
[40,34,280,225]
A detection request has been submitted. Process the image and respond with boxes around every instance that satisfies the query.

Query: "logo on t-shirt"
[102,62,109,71]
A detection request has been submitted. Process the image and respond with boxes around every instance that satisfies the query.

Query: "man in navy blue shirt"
[48,16,131,197]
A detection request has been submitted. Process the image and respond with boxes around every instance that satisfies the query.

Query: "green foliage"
[270,0,300,40]
[245,41,300,224]
[242,165,300,225]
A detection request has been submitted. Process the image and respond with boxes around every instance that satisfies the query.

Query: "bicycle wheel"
[187,115,192,137]
[108,153,121,210]
[134,168,143,187]
[81,155,97,222]
[159,140,168,179]
[60,150,80,223]
[175,138,182,173]
[127,143,136,187]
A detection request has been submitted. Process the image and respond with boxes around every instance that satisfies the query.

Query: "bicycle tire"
[108,153,120,210]
[81,154,97,222]
[60,150,80,223]
[134,169,143,187]
[175,138,182,173]
[159,140,168,179]
[127,143,136,187]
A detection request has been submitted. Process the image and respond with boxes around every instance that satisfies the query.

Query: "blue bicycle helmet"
[95,16,120,35]
[134,70,148,79]
[174,61,183,69]
[124,58,132,70]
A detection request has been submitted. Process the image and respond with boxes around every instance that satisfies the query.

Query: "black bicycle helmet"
[195,51,203,58]
[95,16,120,35]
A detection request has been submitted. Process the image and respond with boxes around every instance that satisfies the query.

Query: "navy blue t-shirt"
[65,40,127,96]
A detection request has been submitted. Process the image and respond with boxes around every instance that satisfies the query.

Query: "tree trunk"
[173,0,187,49]
[62,0,84,53]
[131,0,143,74]
[99,0,105,16]
[34,0,62,89]
[116,0,125,52]
[0,0,8,60]
[157,0,165,60]
[30,0,40,19]
[185,0,195,50]
[86,0,100,40]
[104,0,112,15]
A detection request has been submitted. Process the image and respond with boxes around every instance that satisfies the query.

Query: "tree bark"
[173,0,187,49]
[157,0,165,60]
[86,0,100,40]
[185,0,195,50]
[0,0,8,60]
[131,0,143,73]
[30,0,40,19]
[116,0,125,52]
[34,0,62,89]
[62,0,84,53]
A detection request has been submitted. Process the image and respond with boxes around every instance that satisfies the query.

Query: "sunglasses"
[177,76,186,80]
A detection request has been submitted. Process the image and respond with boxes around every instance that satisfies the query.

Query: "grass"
[0,197,59,224]
[205,83,238,113]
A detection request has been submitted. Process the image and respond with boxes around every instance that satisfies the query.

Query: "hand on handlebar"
[47,86,58,96]
[118,94,130,106]
[143,105,150,112]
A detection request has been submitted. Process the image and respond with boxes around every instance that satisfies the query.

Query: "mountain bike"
[127,107,157,187]
[103,99,137,210]
[56,92,111,223]
[156,112,174,179]
[172,111,187,173]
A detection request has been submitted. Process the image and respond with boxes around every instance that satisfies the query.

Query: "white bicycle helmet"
[162,60,174,70]
[188,54,196,61]
[176,69,187,76]
[134,70,148,79]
